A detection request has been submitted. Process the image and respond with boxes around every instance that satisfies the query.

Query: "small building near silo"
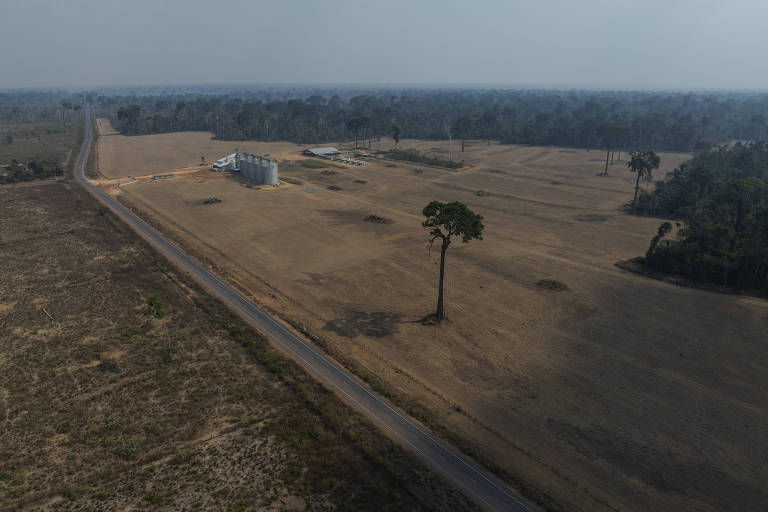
[213,153,238,172]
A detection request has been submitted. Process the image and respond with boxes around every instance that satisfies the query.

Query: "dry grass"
[0,122,78,167]
[106,132,768,512]
[95,119,305,178]
[0,181,475,512]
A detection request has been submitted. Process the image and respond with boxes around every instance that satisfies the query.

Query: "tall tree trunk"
[633,171,642,208]
[604,147,610,175]
[436,239,449,319]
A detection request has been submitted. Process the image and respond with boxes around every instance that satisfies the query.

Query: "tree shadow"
[324,311,405,338]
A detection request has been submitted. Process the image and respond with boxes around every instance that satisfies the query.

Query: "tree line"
[0,159,63,184]
[635,143,768,291]
[98,88,768,152]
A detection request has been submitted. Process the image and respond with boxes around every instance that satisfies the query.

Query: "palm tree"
[627,150,661,209]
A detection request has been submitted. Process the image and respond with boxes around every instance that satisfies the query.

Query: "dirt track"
[106,129,768,511]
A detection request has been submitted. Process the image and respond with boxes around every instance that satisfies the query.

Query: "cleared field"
[109,133,768,511]
[96,119,304,178]
[0,122,78,166]
[0,181,474,511]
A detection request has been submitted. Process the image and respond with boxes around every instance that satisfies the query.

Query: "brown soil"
[95,119,305,179]
[107,133,767,511]
[0,181,475,512]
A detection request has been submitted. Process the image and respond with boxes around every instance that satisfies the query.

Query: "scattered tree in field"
[596,121,617,175]
[453,116,473,152]
[443,121,454,161]
[422,201,484,321]
[391,122,402,149]
[5,134,12,145]
[627,150,660,209]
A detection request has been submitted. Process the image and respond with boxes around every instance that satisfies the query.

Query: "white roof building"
[303,147,340,157]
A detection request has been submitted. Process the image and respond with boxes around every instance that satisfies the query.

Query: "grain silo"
[240,153,252,180]
[261,157,279,185]
[213,150,278,185]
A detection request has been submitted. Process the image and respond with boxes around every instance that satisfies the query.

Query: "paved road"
[74,105,534,512]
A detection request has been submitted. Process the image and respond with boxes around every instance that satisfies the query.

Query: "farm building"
[303,147,340,157]
[213,153,238,172]
[212,149,279,186]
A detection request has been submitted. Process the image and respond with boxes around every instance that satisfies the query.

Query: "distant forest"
[636,143,768,292]
[97,88,768,152]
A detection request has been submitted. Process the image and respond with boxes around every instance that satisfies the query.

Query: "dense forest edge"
[626,142,768,294]
[93,88,768,152]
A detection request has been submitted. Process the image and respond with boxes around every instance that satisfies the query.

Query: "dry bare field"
[0,122,78,167]
[96,119,303,178]
[105,131,768,511]
[0,181,475,511]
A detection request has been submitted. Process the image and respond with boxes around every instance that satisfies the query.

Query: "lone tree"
[391,121,402,149]
[422,201,484,321]
[453,116,473,152]
[627,150,660,209]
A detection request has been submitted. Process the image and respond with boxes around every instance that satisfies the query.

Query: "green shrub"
[143,295,165,318]
[117,436,140,459]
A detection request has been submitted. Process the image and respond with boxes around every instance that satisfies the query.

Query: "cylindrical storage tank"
[263,158,278,185]
[240,154,249,179]
[254,157,264,184]
[244,154,255,181]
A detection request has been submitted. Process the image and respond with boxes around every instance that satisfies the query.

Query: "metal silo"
[255,156,265,184]
[244,153,255,181]
[240,153,249,180]
[262,158,278,185]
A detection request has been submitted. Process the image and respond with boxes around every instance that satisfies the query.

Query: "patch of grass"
[119,327,142,338]
[145,489,163,505]
[159,346,175,363]
[171,446,196,465]
[117,436,141,459]
[143,295,165,318]
[382,149,464,169]
[64,482,80,501]
[298,159,342,169]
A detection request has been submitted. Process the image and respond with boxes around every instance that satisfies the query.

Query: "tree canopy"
[422,201,484,321]
[627,150,661,207]
[638,143,768,291]
[423,201,485,245]
[95,87,768,151]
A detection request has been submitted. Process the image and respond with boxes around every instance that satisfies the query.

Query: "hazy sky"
[2,0,766,90]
